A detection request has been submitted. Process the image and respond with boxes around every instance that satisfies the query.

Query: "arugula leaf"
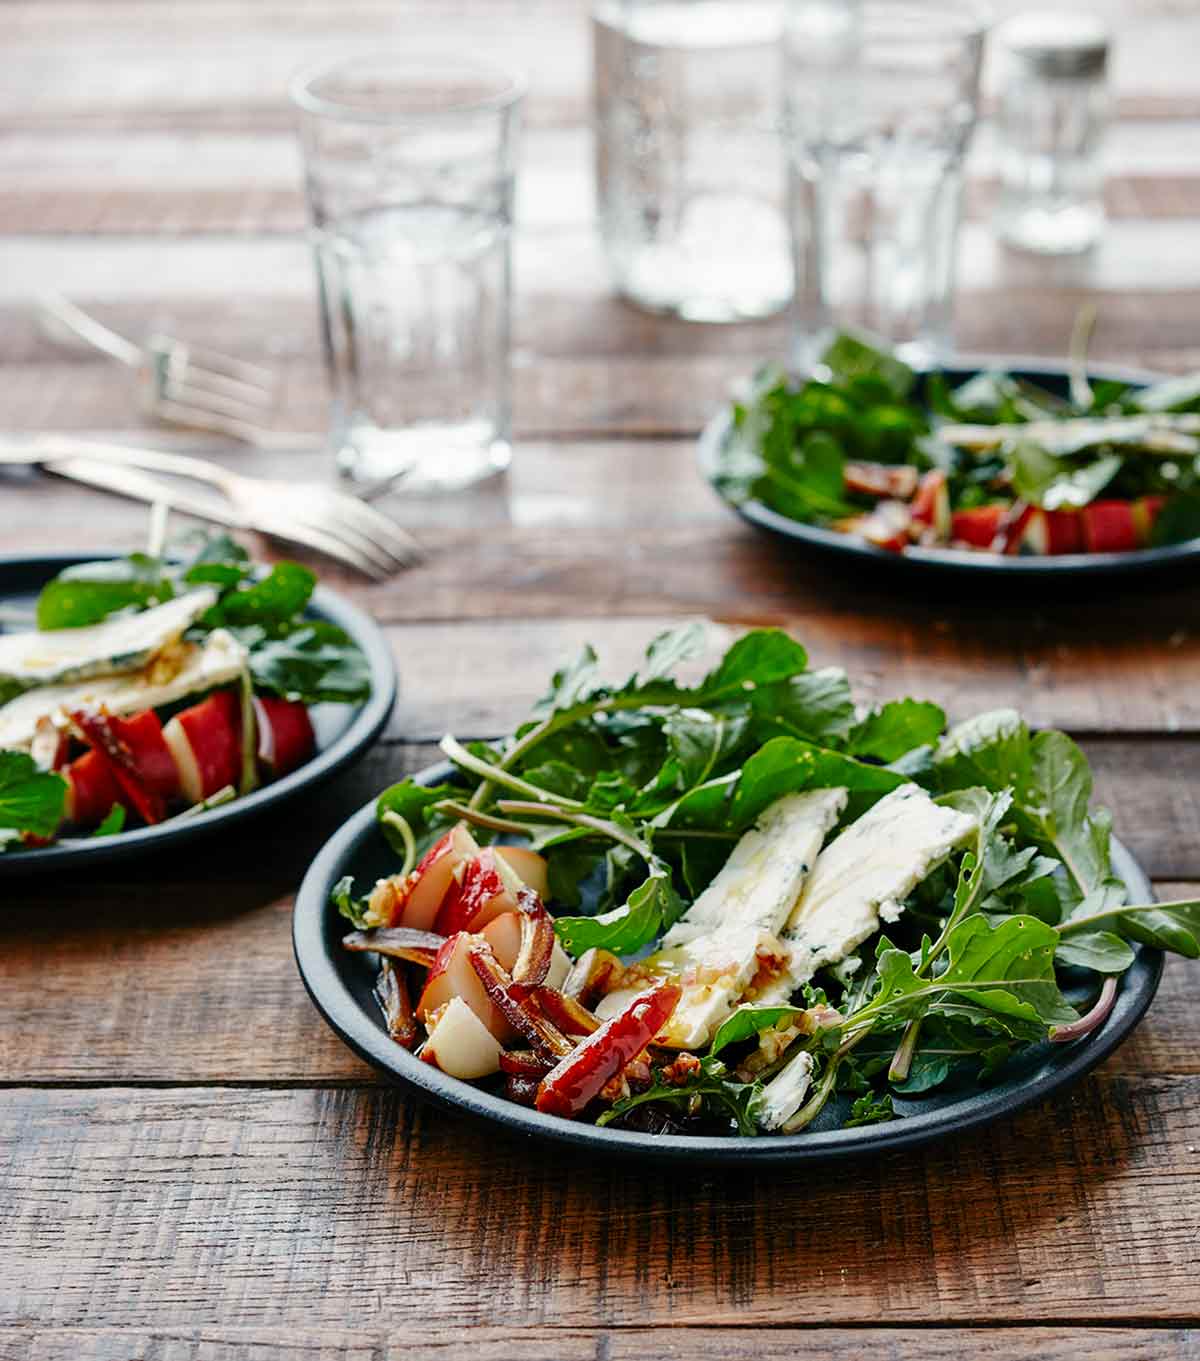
[727,736,906,826]
[91,804,126,838]
[332,875,371,929]
[553,861,684,957]
[205,562,315,629]
[752,666,856,745]
[850,699,946,762]
[868,914,1076,1031]
[35,554,174,630]
[1060,893,1200,958]
[708,1005,808,1060]
[934,708,1031,792]
[936,712,1118,899]
[1009,440,1122,510]
[845,1092,895,1127]
[661,708,752,788]
[0,752,68,839]
[1055,931,1135,974]
[374,780,461,857]
[820,332,916,401]
[245,621,371,705]
[754,432,855,521]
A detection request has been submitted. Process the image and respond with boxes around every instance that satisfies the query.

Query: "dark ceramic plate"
[294,759,1163,1166]
[0,552,396,875]
[699,357,1200,579]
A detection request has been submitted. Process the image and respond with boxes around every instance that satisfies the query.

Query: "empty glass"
[593,0,792,322]
[783,1,987,367]
[291,55,524,490]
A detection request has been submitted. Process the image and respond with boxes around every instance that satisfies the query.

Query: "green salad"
[335,625,1197,1136]
[714,333,1200,557]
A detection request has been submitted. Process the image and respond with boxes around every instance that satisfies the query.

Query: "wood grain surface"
[2,0,1199,1356]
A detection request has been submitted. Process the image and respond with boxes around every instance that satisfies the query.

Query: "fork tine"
[250,509,390,580]
[155,398,272,445]
[283,504,400,574]
[165,362,277,408]
[162,380,276,422]
[174,341,278,389]
[324,490,425,565]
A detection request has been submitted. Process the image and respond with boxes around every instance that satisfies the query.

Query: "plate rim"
[293,758,1165,1166]
[0,550,397,874]
[699,355,1200,577]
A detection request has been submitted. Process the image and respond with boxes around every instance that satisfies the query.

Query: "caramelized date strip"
[374,959,418,1050]
[342,927,444,968]
[467,940,574,1062]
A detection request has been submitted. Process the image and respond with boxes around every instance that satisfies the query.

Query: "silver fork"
[41,456,392,581]
[2,436,424,578]
[38,292,279,444]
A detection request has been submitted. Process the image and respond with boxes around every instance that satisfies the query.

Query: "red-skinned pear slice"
[416,931,515,1042]
[434,845,524,936]
[161,689,241,804]
[420,996,503,1079]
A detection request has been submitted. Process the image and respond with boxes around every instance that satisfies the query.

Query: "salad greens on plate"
[0,533,370,851]
[334,624,1196,1137]
[714,332,1200,557]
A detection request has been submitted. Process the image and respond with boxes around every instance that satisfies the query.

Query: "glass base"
[336,422,511,493]
[996,204,1104,257]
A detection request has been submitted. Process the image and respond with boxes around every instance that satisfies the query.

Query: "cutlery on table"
[0,437,422,580]
[38,292,279,444]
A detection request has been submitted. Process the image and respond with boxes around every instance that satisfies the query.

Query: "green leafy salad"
[335,625,1196,1136]
[0,534,370,851]
[714,332,1200,557]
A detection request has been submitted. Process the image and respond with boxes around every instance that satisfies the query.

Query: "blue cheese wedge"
[754,1048,815,1131]
[595,788,848,1048]
[0,588,217,689]
[0,628,246,751]
[754,783,979,1005]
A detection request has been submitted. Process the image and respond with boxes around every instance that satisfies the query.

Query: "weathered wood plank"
[4,462,1200,740]
[6,221,1200,307]
[0,1325,1194,1361]
[0,0,1196,132]
[376,616,1200,741]
[3,1076,1200,1327]
[7,174,1200,237]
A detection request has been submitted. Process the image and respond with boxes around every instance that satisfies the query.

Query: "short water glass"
[593,0,792,323]
[291,55,524,490]
[783,1,987,367]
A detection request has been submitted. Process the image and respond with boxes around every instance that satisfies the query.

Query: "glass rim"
[289,51,527,124]
[853,0,993,39]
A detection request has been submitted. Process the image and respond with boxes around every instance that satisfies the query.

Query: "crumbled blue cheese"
[0,628,246,750]
[596,788,848,1048]
[754,1048,815,1131]
[754,783,979,1005]
[0,588,217,687]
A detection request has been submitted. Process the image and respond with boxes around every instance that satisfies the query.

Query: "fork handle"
[21,434,233,492]
[38,293,143,368]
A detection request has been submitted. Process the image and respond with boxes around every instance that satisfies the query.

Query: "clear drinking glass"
[783,1,987,367]
[592,0,792,322]
[994,12,1110,256]
[291,55,524,490]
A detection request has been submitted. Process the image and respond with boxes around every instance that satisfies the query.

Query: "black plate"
[699,357,1200,579]
[294,759,1163,1166]
[0,552,396,874]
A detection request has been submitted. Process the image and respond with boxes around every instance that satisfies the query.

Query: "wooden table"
[3,2,1200,1356]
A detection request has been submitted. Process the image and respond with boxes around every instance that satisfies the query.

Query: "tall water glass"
[783,1,987,367]
[291,56,524,490]
[593,0,792,322]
